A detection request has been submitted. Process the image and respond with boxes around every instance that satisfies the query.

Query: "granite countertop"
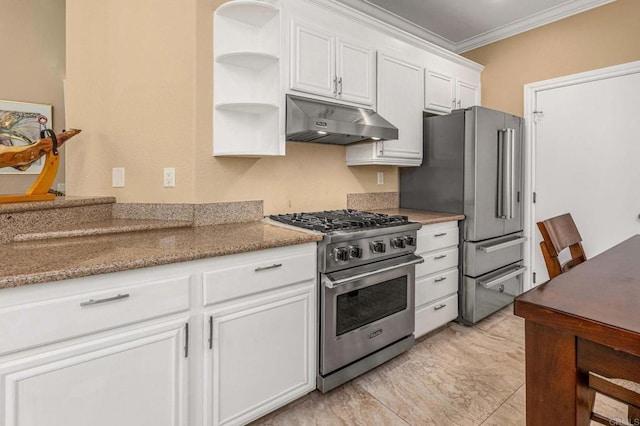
[371,208,465,225]
[0,221,322,289]
[0,206,462,290]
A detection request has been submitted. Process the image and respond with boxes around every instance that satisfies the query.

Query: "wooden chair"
[537,213,640,424]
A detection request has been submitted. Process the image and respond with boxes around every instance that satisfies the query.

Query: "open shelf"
[215,102,278,114]
[215,52,279,70]
[213,0,283,157]
[215,1,279,27]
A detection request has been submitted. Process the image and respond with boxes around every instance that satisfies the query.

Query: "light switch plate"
[112,167,125,187]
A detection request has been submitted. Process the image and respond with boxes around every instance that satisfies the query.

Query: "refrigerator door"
[464,107,510,242]
[460,262,525,324]
[503,113,524,235]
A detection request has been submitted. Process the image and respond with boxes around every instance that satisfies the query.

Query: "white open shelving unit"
[213,1,284,156]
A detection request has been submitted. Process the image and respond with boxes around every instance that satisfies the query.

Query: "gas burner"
[269,209,410,233]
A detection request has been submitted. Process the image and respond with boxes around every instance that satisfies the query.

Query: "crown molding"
[333,0,458,52]
[335,0,614,54]
[455,0,615,53]
[304,0,483,71]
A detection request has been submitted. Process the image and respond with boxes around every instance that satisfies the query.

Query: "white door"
[531,66,640,284]
[205,283,315,426]
[456,79,479,109]
[377,52,423,161]
[0,318,188,426]
[336,39,374,106]
[424,69,454,113]
[290,21,335,98]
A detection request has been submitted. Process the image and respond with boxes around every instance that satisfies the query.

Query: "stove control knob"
[349,245,363,258]
[334,247,349,262]
[404,236,416,246]
[391,237,407,249]
[370,240,386,254]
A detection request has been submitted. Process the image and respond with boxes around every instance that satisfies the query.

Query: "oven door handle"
[323,255,424,289]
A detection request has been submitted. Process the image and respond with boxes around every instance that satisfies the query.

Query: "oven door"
[319,254,422,376]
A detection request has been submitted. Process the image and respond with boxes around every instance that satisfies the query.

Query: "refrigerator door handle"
[497,128,515,219]
[479,266,526,289]
[477,236,526,253]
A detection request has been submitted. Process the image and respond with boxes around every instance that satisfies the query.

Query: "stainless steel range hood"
[286,95,398,145]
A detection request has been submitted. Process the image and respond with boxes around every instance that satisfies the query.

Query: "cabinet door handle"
[434,232,447,237]
[337,77,343,95]
[208,316,213,350]
[434,303,447,311]
[434,254,447,260]
[452,99,456,109]
[434,276,447,282]
[255,263,282,272]
[80,293,130,307]
[457,99,461,108]
[333,76,338,95]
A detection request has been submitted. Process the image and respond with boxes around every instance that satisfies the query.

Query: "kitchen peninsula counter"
[0,221,322,289]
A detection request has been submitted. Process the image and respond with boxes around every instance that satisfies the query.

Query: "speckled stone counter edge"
[0,196,116,214]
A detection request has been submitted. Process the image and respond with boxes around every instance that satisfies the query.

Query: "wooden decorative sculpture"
[0,129,81,203]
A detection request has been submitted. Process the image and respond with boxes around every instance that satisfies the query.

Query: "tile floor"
[252,305,631,425]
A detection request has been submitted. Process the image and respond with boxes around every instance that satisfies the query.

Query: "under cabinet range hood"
[286,95,398,145]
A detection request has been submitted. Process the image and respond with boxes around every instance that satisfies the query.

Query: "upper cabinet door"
[290,21,335,98]
[456,79,479,109]
[336,39,375,106]
[376,52,423,161]
[424,69,455,114]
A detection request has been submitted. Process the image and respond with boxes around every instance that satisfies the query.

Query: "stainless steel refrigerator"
[400,106,526,324]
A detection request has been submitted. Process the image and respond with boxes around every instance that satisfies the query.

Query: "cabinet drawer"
[416,247,458,277]
[204,246,316,305]
[415,267,458,307]
[415,294,458,338]
[0,275,190,356]
[416,223,458,254]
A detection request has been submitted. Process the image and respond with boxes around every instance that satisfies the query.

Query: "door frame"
[522,60,640,290]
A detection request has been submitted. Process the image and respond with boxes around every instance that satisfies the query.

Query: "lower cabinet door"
[205,281,316,426]
[0,317,189,426]
[415,294,458,338]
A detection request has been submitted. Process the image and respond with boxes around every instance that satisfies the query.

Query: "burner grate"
[269,209,410,233]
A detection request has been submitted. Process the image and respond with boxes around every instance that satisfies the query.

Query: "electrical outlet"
[377,171,384,185]
[164,167,176,188]
[112,167,125,187]
[57,183,65,193]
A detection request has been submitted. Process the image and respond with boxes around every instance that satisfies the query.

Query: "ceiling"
[334,0,614,53]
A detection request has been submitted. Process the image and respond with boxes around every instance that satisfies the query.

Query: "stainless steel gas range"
[269,210,423,392]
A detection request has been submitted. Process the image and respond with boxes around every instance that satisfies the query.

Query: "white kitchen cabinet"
[213,1,284,156]
[203,244,317,426]
[424,65,480,114]
[290,20,375,106]
[346,51,423,166]
[0,273,191,426]
[414,221,460,338]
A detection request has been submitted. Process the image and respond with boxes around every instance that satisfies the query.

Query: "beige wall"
[66,0,397,213]
[463,0,640,116]
[0,0,65,195]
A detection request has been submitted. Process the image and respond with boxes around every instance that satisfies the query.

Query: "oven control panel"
[323,230,418,272]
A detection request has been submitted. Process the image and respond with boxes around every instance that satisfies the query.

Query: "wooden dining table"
[514,234,640,425]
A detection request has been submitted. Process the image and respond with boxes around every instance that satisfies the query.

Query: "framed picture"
[0,100,53,175]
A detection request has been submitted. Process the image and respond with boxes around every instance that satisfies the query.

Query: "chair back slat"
[537,213,587,279]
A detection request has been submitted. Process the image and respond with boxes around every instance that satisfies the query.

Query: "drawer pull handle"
[255,263,283,272]
[80,293,130,307]
[434,232,447,237]
[434,304,447,311]
[434,277,447,282]
[434,254,447,260]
